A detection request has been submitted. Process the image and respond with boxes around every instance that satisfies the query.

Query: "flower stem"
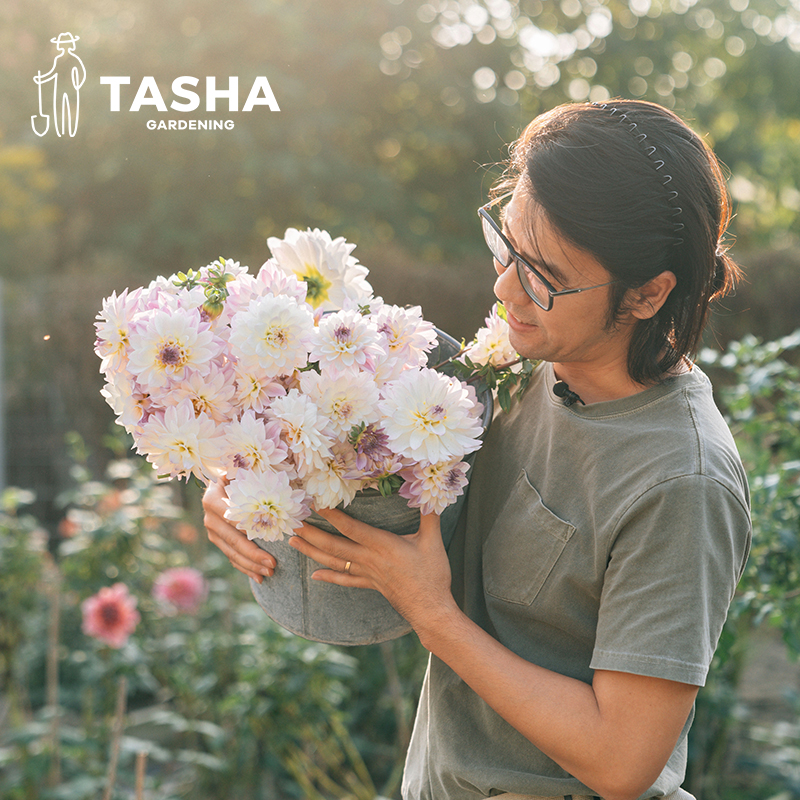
[464,356,525,383]
[429,346,469,371]
[46,558,61,788]
[102,676,128,800]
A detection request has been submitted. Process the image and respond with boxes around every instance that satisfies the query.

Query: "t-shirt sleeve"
[590,474,751,686]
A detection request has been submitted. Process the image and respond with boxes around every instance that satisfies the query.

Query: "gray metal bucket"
[249,329,492,646]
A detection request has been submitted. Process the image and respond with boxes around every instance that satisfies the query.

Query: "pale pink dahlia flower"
[153,567,208,614]
[399,458,470,515]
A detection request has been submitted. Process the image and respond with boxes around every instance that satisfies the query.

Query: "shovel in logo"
[32,69,50,136]
[31,33,86,138]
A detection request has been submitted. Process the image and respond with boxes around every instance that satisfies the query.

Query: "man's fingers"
[210,538,266,582]
[313,506,389,545]
[205,512,276,578]
[291,524,357,568]
[209,529,275,580]
[289,534,373,589]
[308,567,373,590]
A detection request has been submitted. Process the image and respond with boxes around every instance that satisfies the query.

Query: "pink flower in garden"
[81,583,140,648]
[153,567,208,614]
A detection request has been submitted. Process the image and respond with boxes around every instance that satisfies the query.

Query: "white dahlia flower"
[309,309,383,374]
[224,468,308,541]
[232,362,287,413]
[94,288,144,374]
[135,401,226,482]
[270,389,335,477]
[464,303,517,367]
[100,372,151,434]
[221,410,289,478]
[228,293,314,376]
[299,369,380,437]
[127,308,220,391]
[254,258,309,304]
[169,363,237,423]
[267,227,373,311]
[303,442,362,510]
[379,369,484,463]
[373,304,437,368]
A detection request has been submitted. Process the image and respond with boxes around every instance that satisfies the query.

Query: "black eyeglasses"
[478,201,617,311]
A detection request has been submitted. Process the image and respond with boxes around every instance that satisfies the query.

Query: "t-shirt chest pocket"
[483,469,576,606]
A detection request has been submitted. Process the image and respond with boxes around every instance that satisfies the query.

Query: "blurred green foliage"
[689,329,800,799]
[0,447,428,799]
[1,326,799,798]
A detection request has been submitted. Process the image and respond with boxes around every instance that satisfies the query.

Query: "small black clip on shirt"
[553,381,585,407]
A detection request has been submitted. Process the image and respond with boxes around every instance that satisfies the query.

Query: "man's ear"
[628,271,677,320]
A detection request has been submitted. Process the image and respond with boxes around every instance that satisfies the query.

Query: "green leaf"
[497,384,512,413]
[377,475,403,497]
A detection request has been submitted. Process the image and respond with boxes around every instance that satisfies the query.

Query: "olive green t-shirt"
[402,362,751,800]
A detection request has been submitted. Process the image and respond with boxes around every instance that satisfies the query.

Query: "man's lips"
[504,307,537,330]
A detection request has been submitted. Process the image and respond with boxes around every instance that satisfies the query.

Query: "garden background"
[1,0,800,797]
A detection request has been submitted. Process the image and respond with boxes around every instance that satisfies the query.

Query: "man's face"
[492,187,636,375]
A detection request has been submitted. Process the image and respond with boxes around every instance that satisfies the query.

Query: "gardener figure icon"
[32,32,86,138]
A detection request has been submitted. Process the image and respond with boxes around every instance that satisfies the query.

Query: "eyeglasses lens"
[481,207,550,310]
[517,264,550,309]
[481,216,510,267]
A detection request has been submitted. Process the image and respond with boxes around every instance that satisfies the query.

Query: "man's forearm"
[414,602,697,800]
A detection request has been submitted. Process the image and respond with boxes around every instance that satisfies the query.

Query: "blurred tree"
[0,0,798,520]
[410,0,800,251]
[2,0,799,269]
[0,139,59,233]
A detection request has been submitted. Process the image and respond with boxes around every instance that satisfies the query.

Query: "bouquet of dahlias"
[95,228,528,544]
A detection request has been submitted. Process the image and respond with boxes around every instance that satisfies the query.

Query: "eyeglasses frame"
[478,201,618,311]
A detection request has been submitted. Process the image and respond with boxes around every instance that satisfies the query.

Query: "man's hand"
[202,478,276,582]
[289,508,459,636]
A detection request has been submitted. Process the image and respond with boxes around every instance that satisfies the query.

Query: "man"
[204,100,751,800]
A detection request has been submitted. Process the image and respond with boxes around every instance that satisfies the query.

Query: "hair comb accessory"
[590,102,685,245]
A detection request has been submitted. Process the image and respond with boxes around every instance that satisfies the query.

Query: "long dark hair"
[494,99,741,385]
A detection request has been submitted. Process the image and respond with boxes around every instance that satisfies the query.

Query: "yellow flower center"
[298,264,331,308]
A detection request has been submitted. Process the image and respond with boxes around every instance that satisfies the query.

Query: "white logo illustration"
[32,32,87,138]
